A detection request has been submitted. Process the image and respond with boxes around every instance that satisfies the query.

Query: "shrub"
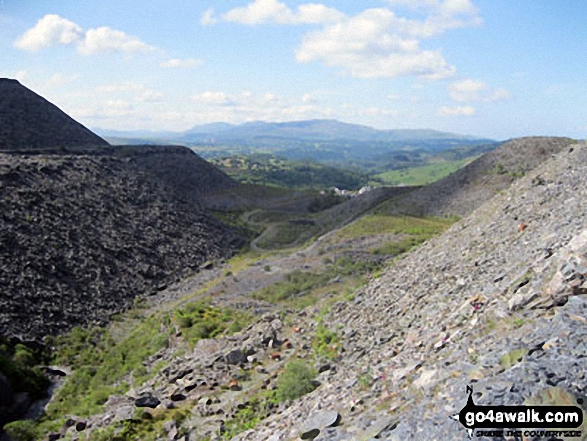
[275,359,317,402]
[3,420,39,441]
[312,324,340,360]
[173,302,252,346]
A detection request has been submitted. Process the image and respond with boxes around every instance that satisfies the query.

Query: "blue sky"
[1,0,586,140]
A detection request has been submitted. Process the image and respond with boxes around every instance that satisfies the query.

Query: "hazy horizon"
[2,1,586,140]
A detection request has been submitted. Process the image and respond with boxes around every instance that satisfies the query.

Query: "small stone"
[135,395,161,408]
[225,349,247,365]
[299,410,341,439]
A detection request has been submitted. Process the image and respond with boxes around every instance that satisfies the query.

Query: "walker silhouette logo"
[455,386,583,439]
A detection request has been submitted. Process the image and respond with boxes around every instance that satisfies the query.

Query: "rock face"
[0,79,108,151]
[393,136,576,217]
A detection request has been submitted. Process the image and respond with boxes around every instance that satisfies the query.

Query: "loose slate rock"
[299,411,341,439]
[225,349,247,365]
[135,395,161,408]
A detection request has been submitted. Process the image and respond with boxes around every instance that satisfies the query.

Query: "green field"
[373,157,476,186]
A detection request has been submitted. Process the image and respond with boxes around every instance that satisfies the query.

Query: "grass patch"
[0,337,50,402]
[312,324,340,360]
[499,348,527,369]
[373,157,473,186]
[221,393,274,439]
[251,256,381,305]
[336,214,453,240]
[173,301,253,348]
[46,314,173,419]
[89,406,192,441]
[332,214,453,256]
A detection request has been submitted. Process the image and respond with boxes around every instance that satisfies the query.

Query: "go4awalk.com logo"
[453,386,584,439]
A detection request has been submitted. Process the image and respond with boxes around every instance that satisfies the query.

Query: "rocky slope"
[0,147,244,341]
[0,79,108,151]
[51,140,587,441]
[227,140,587,440]
[392,136,576,217]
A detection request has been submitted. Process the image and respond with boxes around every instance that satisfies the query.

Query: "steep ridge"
[225,141,587,439]
[0,79,108,151]
[392,136,576,217]
[127,144,237,201]
[0,82,244,341]
[0,148,244,341]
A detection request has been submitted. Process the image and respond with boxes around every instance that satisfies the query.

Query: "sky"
[1,0,586,140]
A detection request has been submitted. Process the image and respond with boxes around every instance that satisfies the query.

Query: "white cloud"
[438,105,475,116]
[77,27,155,55]
[222,0,345,25]
[449,79,511,102]
[192,91,234,106]
[14,14,156,55]
[216,1,480,80]
[98,82,164,103]
[160,58,203,68]
[14,14,83,51]
[296,8,457,79]
[200,8,218,25]
[302,93,317,104]
[387,94,400,100]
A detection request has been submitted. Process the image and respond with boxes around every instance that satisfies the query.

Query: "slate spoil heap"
[0,79,243,341]
[0,79,108,151]
[394,136,576,217]
[230,141,587,440]
[0,148,243,340]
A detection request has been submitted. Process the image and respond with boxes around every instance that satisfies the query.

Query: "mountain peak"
[0,78,108,151]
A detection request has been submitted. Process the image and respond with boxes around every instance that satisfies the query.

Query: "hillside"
[0,79,108,151]
[0,82,243,341]
[389,136,577,217]
[11,138,583,441]
[227,139,587,440]
[0,147,244,341]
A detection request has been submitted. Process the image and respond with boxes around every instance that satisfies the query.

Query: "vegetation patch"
[221,394,274,439]
[173,301,253,347]
[89,406,191,441]
[0,337,50,401]
[499,348,527,369]
[275,359,317,402]
[312,324,341,360]
[211,154,370,191]
[336,214,453,240]
[372,158,474,186]
[47,315,172,419]
[251,256,381,305]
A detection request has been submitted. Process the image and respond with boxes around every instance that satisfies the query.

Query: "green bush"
[275,359,317,402]
[0,339,49,401]
[3,420,39,441]
[312,324,340,360]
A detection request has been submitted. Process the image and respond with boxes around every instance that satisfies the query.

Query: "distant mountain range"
[95,119,493,146]
[96,119,494,147]
[96,119,498,168]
